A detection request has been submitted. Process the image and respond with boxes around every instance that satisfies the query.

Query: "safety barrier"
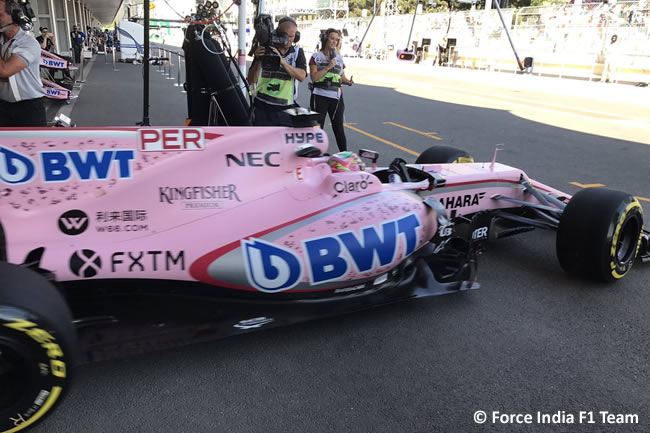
[152,45,186,92]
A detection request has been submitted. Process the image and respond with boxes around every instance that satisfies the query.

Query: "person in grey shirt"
[0,0,46,127]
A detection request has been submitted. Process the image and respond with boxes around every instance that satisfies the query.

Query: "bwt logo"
[46,89,61,96]
[42,59,65,68]
[0,146,135,185]
[41,59,65,68]
[139,128,205,152]
[285,132,324,145]
[242,213,422,292]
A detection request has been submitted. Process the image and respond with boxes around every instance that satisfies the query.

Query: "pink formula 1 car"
[0,121,648,432]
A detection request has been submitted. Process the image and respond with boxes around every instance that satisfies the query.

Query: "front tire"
[0,262,76,433]
[556,188,644,282]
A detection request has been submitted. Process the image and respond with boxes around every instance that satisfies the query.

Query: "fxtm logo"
[439,192,486,210]
[242,213,422,292]
[0,146,135,185]
[225,152,280,167]
[69,250,185,278]
[58,210,89,236]
[69,249,102,278]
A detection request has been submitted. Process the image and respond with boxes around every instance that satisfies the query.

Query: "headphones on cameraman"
[277,16,299,44]
[3,0,34,30]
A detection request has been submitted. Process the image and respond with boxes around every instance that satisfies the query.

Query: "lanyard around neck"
[1,38,16,61]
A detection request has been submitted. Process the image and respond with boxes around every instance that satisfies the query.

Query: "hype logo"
[0,147,35,185]
[243,239,303,293]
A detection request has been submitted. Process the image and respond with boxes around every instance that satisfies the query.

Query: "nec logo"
[139,128,205,152]
[226,152,280,167]
[285,132,324,145]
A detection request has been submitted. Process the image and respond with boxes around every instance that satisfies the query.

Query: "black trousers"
[253,106,293,127]
[72,44,82,63]
[311,94,347,152]
[0,98,47,127]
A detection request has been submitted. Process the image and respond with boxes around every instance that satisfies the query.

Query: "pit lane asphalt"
[34,58,649,433]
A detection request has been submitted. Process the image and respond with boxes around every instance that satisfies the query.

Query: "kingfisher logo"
[242,213,422,291]
[0,146,135,185]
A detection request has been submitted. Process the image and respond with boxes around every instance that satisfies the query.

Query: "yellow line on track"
[571,182,649,203]
[383,122,443,140]
[344,123,420,157]
[570,182,605,188]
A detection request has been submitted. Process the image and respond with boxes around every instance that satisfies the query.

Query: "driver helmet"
[327,151,366,173]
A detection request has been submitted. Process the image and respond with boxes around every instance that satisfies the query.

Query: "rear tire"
[415,146,474,164]
[556,188,644,282]
[0,262,76,433]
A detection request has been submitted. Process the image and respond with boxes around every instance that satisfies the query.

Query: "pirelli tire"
[415,146,474,164]
[0,262,76,433]
[556,188,644,282]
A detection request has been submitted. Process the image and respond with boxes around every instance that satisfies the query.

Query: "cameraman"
[0,0,46,127]
[247,16,306,126]
[36,26,55,52]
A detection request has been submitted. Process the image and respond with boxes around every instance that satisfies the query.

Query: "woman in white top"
[309,29,354,152]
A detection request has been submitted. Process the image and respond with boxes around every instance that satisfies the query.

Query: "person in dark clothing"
[36,26,55,52]
[70,25,85,63]
[309,28,354,152]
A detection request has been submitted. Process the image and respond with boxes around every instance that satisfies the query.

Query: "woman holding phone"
[309,28,354,152]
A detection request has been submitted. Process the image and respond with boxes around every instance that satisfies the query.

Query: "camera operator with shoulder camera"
[0,0,46,127]
[309,28,354,152]
[247,16,307,126]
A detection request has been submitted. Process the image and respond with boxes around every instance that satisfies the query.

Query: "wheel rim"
[616,218,639,264]
[0,343,28,410]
